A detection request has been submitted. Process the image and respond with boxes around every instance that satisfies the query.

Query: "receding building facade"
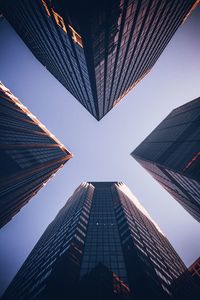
[0,82,72,228]
[189,257,200,286]
[2,182,197,299]
[132,97,200,222]
[0,0,199,120]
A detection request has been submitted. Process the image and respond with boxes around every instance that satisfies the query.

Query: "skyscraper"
[188,257,200,286]
[0,82,72,228]
[2,182,196,300]
[132,97,200,222]
[0,0,198,120]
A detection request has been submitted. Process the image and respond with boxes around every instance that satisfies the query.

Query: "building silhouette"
[2,182,197,299]
[0,82,72,228]
[0,0,198,120]
[132,97,200,222]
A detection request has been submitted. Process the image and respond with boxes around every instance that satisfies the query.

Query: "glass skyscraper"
[188,257,200,286]
[0,82,72,228]
[0,0,198,120]
[2,182,197,300]
[132,97,200,223]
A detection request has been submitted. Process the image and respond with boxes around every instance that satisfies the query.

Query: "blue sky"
[0,6,200,296]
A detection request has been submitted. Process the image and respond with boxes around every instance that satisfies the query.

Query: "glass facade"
[80,182,128,285]
[189,257,200,286]
[0,82,72,228]
[132,96,200,222]
[0,0,198,120]
[2,182,195,300]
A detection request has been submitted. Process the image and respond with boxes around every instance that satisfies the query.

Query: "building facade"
[0,82,72,228]
[2,182,196,299]
[0,0,199,120]
[132,97,200,222]
[188,257,200,286]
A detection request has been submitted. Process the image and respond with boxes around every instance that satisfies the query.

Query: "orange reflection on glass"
[69,25,83,48]
[183,151,200,171]
[40,1,83,47]
[112,69,151,108]
[52,9,67,33]
[0,82,72,156]
[113,272,130,296]
[41,0,51,16]
[182,0,200,24]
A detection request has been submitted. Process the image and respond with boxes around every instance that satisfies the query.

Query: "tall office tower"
[132,97,200,222]
[0,0,199,120]
[188,257,200,286]
[170,257,200,298]
[2,182,196,300]
[0,82,72,228]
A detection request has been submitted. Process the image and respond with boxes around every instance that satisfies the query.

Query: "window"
[69,25,83,48]
[52,9,67,33]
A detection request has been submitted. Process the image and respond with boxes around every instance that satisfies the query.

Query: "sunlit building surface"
[132,97,200,222]
[0,0,199,120]
[2,182,197,299]
[0,82,72,228]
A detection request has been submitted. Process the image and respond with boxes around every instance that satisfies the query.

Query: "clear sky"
[0,6,200,297]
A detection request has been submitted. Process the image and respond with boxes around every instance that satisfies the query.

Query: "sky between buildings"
[0,5,200,297]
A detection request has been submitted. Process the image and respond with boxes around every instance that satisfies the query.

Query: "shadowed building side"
[0,0,199,119]
[0,82,72,228]
[132,96,200,222]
